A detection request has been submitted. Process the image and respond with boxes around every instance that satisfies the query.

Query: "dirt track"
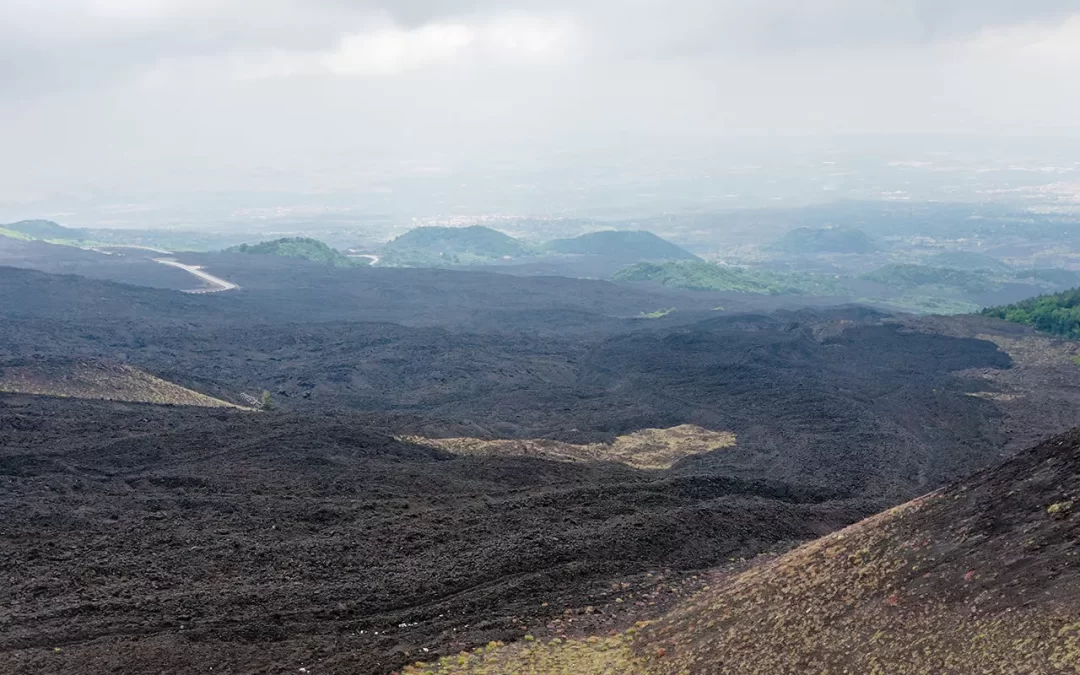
[153,258,239,293]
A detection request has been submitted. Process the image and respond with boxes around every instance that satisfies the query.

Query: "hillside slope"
[0,360,238,407]
[226,237,357,267]
[0,398,875,675]
[381,226,530,265]
[639,427,1080,673]
[414,428,1080,674]
[7,264,1078,503]
[1,219,87,241]
[860,263,998,293]
[0,239,198,290]
[544,231,699,261]
[983,288,1080,339]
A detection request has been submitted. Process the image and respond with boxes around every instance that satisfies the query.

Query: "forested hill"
[227,238,359,267]
[983,288,1080,338]
[381,226,529,265]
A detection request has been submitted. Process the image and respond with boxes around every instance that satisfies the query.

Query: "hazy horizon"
[3,1,1079,225]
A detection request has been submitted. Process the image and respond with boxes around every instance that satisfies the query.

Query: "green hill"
[1013,268,1080,289]
[769,227,878,254]
[926,250,1011,273]
[614,261,846,295]
[983,288,1080,339]
[860,264,998,294]
[381,226,530,266]
[227,238,359,267]
[544,230,699,261]
[2,219,87,240]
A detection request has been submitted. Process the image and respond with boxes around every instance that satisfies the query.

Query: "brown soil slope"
[414,428,1080,675]
[641,427,1080,674]
[0,360,237,408]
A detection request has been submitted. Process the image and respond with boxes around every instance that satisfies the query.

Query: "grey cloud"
[0,0,1078,204]
[576,0,1079,56]
[2,0,1077,95]
[3,0,1077,101]
[361,0,1080,48]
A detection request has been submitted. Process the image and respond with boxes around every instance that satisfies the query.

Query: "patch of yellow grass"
[965,391,1020,402]
[0,362,239,408]
[404,425,735,470]
[402,633,649,675]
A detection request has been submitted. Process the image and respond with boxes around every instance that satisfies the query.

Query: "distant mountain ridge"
[381,225,530,265]
[1,219,87,241]
[544,230,699,261]
[769,226,879,254]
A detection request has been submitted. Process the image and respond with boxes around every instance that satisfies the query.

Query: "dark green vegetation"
[856,264,1080,316]
[227,237,361,267]
[381,225,530,266]
[615,261,846,295]
[860,264,998,294]
[768,227,878,254]
[227,238,367,266]
[983,289,1080,339]
[544,230,699,261]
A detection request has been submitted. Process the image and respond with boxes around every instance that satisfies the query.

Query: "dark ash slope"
[0,398,874,675]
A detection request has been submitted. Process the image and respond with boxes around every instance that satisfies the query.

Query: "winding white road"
[95,244,175,255]
[153,258,239,293]
[348,254,381,265]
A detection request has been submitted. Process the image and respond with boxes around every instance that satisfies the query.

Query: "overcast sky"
[2,0,1078,204]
